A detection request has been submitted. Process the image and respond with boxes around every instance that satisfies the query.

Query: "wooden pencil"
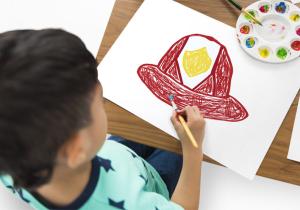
[177,115,199,148]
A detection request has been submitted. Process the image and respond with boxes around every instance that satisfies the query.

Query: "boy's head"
[0,29,107,190]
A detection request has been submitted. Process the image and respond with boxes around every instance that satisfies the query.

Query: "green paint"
[245,37,255,48]
[259,5,270,13]
[276,48,288,60]
[244,10,256,20]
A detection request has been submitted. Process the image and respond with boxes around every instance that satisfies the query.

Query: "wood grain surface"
[97,0,300,185]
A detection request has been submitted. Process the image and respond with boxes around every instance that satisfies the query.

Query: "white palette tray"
[236,0,300,63]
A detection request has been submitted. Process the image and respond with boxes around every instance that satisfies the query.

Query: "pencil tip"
[168,94,174,101]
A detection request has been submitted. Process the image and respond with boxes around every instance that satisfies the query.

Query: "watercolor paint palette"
[236,0,300,63]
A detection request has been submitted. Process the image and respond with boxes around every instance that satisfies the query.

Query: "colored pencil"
[168,95,199,148]
[226,0,263,26]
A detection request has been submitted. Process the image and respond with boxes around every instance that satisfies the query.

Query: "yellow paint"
[259,47,270,58]
[182,47,212,77]
[290,14,300,22]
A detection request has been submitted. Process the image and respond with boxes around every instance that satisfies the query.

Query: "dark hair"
[0,29,98,189]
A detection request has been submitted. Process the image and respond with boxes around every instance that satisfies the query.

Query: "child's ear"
[61,131,90,169]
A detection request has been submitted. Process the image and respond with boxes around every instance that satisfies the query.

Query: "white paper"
[288,97,300,162]
[0,0,116,57]
[98,0,300,179]
[200,162,300,210]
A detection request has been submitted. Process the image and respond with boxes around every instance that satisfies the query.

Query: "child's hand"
[171,106,205,209]
[171,106,205,156]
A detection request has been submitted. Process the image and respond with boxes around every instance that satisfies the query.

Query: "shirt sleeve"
[1,176,8,184]
[134,190,184,210]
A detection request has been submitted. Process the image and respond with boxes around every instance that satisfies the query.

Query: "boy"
[0,29,205,210]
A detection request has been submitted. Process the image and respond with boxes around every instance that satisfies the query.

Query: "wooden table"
[97,0,300,186]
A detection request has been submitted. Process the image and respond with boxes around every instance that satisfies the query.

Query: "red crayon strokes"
[291,40,300,51]
[137,34,249,122]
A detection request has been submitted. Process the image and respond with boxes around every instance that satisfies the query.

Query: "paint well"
[291,40,300,51]
[244,10,258,21]
[276,47,288,59]
[240,25,251,34]
[290,13,300,22]
[259,47,271,58]
[259,4,270,13]
[274,2,288,14]
[296,27,300,36]
[245,37,256,48]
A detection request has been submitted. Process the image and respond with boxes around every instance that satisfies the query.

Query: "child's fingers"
[185,106,196,122]
[171,111,181,129]
[200,111,205,116]
[193,106,205,119]
[176,108,185,115]
[176,106,205,123]
[192,106,200,115]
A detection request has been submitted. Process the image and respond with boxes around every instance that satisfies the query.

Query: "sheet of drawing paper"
[98,0,300,179]
[199,162,300,210]
[0,0,116,57]
[288,97,300,162]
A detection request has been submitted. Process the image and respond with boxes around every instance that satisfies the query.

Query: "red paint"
[297,28,300,36]
[259,5,270,13]
[137,34,249,122]
[240,25,250,34]
[291,40,300,51]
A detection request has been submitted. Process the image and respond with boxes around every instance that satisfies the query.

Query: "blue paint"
[275,2,287,14]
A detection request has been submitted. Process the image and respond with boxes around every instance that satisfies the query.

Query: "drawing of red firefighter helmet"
[137,34,248,122]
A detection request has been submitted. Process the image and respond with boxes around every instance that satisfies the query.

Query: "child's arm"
[170,106,205,210]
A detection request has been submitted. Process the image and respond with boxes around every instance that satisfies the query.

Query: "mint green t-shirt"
[1,140,184,210]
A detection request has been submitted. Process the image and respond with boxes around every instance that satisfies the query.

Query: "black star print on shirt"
[97,157,115,172]
[108,198,126,210]
[139,174,148,184]
[127,149,137,158]
[150,171,155,179]
[6,186,30,203]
